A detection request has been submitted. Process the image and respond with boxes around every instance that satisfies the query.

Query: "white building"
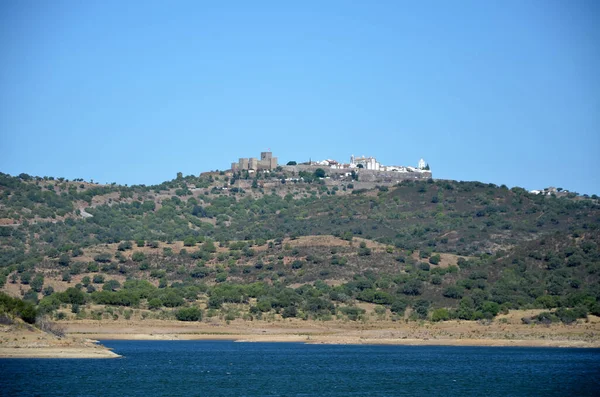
[351,155,381,171]
[418,158,427,170]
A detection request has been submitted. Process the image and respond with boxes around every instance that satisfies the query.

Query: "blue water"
[1,341,599,396]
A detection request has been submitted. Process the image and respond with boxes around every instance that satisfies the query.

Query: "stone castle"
[231,151,278,172]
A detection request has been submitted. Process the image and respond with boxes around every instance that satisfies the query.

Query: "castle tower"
[249,158,259,170]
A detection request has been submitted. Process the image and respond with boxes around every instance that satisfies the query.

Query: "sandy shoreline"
[3,311,598,358]
[0,346,121,359]
[63,311,600,349]
[76,332,599,348]
[0,322,122,359]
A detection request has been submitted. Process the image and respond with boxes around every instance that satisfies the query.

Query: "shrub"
[94,253,112,263]
[443,285,464,299]
[0,292,37,324]
[431,308,450,322]
[175,306,203,321]
[56,287,86,305]
[103,279,121,292]
[291,260,303,269]
[282,306,297,318]
[401,279,423,296]
[339,306,365,321]
[429,254,441,265]
[183,237,196,247]
[132,251,146,262]
[391,299,408,315]
[118,241,133,251]
[93,274,105,284]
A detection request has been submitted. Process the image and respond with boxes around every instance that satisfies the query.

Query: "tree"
[58,254,71,266]
[93,274,105,284]
[20,272,32,285]
[286,161,297,166]
[42,286,54,296]
[314,168,326,178]
[30,274,44,292]
[402,279,423,296]
[412,299,430,319]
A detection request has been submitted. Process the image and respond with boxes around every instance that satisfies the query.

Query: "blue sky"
[1,0,598,194]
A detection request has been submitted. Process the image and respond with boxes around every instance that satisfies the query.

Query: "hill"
[1,171,599,335]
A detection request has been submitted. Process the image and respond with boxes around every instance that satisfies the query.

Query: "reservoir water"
[1,341,599,396]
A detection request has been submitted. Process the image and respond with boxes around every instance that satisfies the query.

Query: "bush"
[103,279,121,292]
[93,274,105,284]
[175,306,203,321]
[443,285,464,299]
[132,252,146,262]
[183,237,196,247]
[401,279,423,296]
[282,306,298,318]
[56,287,86,305]
[431,308,450,322]
[0,292,37,324]
[391,299,408,315]
[314,168,326,178]
[291,260,303,269]
[339,306,365,321]
[94,253,112,263]
[118,241,133,251]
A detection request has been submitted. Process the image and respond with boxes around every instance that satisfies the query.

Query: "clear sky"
[1,0,598,194]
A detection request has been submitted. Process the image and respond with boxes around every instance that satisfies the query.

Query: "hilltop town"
[226,151,432,191]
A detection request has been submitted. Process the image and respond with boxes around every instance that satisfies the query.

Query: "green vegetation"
[1,292,37,323]
[0,171,599,323]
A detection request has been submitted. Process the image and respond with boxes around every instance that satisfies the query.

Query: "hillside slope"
[1,172,599,329]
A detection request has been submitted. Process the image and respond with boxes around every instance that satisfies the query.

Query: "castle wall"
[281,165,431,183]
